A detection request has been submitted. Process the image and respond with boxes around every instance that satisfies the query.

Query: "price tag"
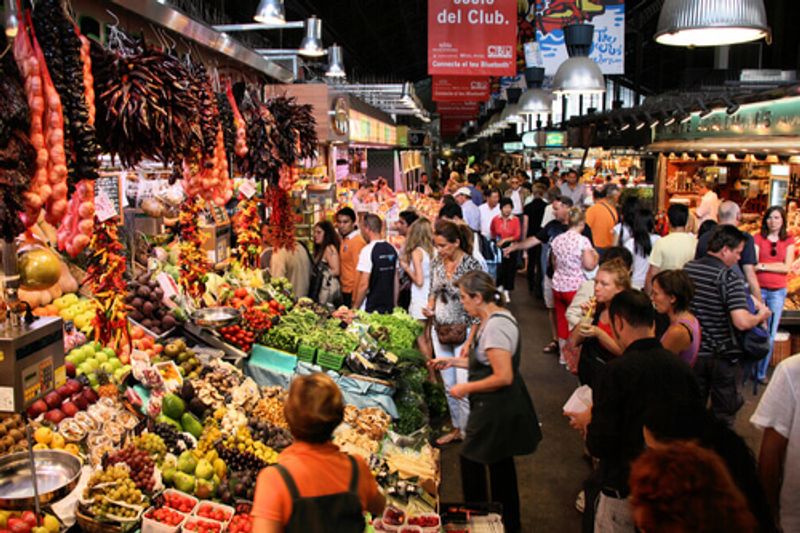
[156,272,179,307]
[95,192,117,222]
[239,180,257,199]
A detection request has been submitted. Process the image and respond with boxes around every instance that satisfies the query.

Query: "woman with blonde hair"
[569,258,630,387]
[252,373,385,532]
[399,218,435,321]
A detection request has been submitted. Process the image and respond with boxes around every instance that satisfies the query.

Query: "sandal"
[543,340,558,353]
[435,429,463,446]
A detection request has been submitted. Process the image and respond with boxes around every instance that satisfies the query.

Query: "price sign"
[95,175,124,214]
[239,180,257,199]
[95,192,117,222]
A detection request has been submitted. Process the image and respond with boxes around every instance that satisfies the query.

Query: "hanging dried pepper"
[231,197,261,269]
[177,196,210,300]
[85,216,130,352]
[262,186,295,251]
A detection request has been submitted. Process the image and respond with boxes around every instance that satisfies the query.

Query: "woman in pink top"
[550,208,598,342]
[651,270,701,367]
[753,206,795,383]
[491,198,521,300]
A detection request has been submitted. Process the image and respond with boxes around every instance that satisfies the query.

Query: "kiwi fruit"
[8,429,23,442]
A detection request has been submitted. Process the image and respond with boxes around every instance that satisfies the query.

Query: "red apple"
[70,392,88,411]
[43,409,65,425]
[55,384,70,398]
[19,512,36,528]
[82,388,98,405]
[65,361,76,377]
[61,401,78,418]
[26,399,47,419]
[65,379,81,395]
[44,391,61,410]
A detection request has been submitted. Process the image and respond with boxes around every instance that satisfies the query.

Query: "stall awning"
[647,136,800,155]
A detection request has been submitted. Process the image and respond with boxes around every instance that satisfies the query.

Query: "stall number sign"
[428,0,517,76]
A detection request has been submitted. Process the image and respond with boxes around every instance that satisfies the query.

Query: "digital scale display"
[22,358,54,404]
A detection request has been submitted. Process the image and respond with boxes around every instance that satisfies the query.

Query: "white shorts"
[543,276,554,309]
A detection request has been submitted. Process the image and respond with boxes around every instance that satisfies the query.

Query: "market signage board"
[654,96,800,141]
[521,131,538,147]
[432,76,491,102]
[428,0,517,76]
[503,142,524,152]
[349,110,397,146]
[525,0,625,75]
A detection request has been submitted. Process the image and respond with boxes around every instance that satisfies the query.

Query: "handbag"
[316,263,341,306]
[435,321,468,345]
[716,266,770,362]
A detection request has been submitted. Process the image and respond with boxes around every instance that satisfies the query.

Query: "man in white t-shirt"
[478,189,501,239]
[751,355,800,533]
[353,213,398,314]
[644,203,697,293]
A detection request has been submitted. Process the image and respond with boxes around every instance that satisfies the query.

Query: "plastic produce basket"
[142,507,188,533]
[181,516,225,532]
[192,500,235,526]
[161,489,199,515]
[316,349,346,371]
[296,343,317,364]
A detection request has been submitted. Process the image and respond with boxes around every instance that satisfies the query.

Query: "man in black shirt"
[523,183,549,296]
[567,290,701,532]
[353,214,398,314]
[694,200,762,302]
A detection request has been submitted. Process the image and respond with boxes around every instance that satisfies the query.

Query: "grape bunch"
[107,446,156,492]
[248,419,293,451]
[152,422,195,455]
[133,432,167,463]
[216,443,267,473]
[83,465,144,520]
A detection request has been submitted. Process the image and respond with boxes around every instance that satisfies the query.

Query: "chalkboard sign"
[210,205,229,225]
[95,175,124,216]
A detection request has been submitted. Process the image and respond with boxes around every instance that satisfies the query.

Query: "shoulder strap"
[346,455,360,493]
[600,201,618,223]
[677,320,694,343]
[273,464,301,500]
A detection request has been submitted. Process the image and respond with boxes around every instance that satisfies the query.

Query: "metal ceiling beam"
[109,0,294,83]
[213,21,305,32]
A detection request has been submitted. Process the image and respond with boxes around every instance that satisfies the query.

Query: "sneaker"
[504,290,511,303]
[575,490,585,513]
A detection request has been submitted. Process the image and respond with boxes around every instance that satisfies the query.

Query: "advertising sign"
[432,76,491,102]
[523,0,625,75]
[437,101,481,119]
[428,0,517,76]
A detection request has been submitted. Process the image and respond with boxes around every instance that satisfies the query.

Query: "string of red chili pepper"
[85,216,130,352]
[231,197,261,269]
[177,195,210,300]
[262,186,295,251]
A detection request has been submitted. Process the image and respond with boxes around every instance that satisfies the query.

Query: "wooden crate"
[773,331,792,366]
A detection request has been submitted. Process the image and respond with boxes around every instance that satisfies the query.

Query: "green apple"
[70,350,86,365]
[109,359,123,371]
[95,353,108,364]
[84,359,98,372]
[88,374,99,388]
[103,348,116,358]
[100,362,115,374]
[114,368,127,382]
[76,363,89,376]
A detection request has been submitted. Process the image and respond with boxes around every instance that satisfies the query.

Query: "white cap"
[455,186,472,197]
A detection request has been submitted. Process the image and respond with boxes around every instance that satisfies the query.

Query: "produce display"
[0,7,446,530]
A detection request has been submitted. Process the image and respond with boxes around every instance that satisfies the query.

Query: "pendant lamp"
[553,24,605,95]
[254,0,285,25]
[518,67,555,115]
[655,0,770,47]
[325,45,345,78]
[299,17,325,57]
[4,0,17,37]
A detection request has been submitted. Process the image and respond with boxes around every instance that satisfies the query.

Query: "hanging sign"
[441,117,466,135]
[524,0,625,75]
[428,0,517,76]
[437,102,480,120]
[432,76,491,102]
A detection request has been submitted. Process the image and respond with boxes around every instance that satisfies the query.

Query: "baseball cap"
[455,186,472,197]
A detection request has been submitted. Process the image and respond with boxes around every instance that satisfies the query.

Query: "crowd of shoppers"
[259,164,800,533]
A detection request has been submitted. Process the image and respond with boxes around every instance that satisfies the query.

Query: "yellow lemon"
[49,433,65,449]
[63,443,80,456]
[34,426,53,445]
[32,443,49,450]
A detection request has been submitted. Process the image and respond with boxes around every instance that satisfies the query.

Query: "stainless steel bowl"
[190,307,241,328]
[0,450,83,509]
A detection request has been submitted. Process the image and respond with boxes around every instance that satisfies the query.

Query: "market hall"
[0,0,799,532]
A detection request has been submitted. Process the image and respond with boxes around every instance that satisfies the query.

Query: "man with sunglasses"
[695,201,762,303]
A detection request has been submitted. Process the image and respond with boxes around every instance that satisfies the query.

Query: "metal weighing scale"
[0,241,72,524]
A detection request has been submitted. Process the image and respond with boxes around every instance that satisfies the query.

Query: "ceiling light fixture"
[299,16,325,57]
[552,24,606,95]
[645,112,660,128]
[619,118,631,132]
[325,44,345,78]
[4,0,17,37]
[697,99,712,118]
[635,116,647,130]
[655,0,771,47]
[518,67,555,116]
[254,0,285,25]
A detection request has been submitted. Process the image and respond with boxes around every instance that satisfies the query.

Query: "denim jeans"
[755,287,787,380]
[432,326,471,432]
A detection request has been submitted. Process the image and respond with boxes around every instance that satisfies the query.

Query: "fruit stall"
[0,2,451,532]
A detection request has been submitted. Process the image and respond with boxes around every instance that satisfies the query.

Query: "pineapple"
[96,370,119,399]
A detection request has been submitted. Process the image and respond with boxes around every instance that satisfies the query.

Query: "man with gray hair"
[695,200,762,302]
